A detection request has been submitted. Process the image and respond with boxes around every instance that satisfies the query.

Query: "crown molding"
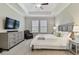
[6,3,23,16]
[17,3,29,15]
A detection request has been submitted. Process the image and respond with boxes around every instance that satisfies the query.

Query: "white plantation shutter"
[32,20,39,33]
[40,20,47,33]
[32,20,47,33]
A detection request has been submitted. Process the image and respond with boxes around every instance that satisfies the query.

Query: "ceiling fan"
[41,3,48,5]
[35,3,49,9]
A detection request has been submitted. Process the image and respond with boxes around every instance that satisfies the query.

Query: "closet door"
[40,20,47,33]
[32,20,39,33]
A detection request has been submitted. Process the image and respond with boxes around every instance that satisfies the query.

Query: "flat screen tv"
[14,20,20,29]
[5,17,15,29]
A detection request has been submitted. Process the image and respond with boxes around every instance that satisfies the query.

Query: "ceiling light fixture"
[35,3,48,9]
[35,4,44,9]
[36,4,41,8]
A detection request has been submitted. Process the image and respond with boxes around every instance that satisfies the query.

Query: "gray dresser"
[0,31,24,50]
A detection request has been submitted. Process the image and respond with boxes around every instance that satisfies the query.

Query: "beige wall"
[0,4,25,32]
[56,4,74,26]
[56,3,79,26]
[66,4,79,25]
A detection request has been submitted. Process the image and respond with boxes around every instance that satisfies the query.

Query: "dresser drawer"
[8,40,15,48]
[0,31,24,49]
[8,33,14,39]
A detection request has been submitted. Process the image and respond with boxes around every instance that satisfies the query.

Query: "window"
[32,20,39,33]
[40,20,47,33]
[32,20,47,33]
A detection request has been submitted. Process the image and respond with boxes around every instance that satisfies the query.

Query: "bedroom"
[25,3,76,55]
[0,3,79,55]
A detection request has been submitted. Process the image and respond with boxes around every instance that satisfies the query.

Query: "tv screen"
[5,17,15,29]
[14,20,20,29]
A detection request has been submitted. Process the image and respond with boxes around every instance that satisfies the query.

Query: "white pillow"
[54,31,70,37]
[59,32,69,37]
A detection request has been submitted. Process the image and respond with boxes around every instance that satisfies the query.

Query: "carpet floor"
[0,39,73,55]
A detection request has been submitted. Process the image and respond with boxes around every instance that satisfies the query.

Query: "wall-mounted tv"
[5,17,15,29]
[14,20,20,29]
[4,17,20,29]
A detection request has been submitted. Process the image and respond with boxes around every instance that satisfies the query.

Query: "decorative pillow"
[54,31,61,37]
[57,32,61,37]
[54,31,70,37]
[38,37,45,40]
[60,32,69,37]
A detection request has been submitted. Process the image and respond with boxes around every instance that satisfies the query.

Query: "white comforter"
[30,34,70,48]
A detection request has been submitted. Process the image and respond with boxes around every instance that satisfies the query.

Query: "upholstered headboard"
[58,23,74,32]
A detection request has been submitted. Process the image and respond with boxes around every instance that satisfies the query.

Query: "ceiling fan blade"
[41,3,48,5]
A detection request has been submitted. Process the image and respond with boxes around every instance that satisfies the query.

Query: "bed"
[30,33,71,50]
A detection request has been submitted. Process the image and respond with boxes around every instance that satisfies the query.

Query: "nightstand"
[69,39,79,55]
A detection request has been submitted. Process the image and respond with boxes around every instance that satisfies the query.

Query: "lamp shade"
[53,26,56,30]
[73,26,79,32]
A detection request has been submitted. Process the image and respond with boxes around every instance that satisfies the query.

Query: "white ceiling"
[6,3,70,16]
[24,3,57,11]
